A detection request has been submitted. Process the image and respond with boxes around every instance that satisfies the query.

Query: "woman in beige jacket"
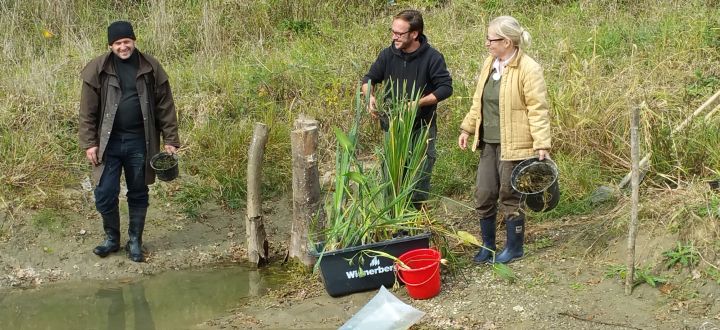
[458,16,551,264]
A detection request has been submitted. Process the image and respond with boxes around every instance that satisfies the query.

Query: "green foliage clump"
[32,209,66,232]
[697,193,720,218]
[604,264,666,288]
[686,70,720,98]
[705,267,720,285]
[173,182,215,219]
[279,19,315,35]
[662,242,700,269]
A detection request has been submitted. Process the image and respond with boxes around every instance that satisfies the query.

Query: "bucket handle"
[395,262,440,287]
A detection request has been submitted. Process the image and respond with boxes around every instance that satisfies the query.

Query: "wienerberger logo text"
[345,265,394,279]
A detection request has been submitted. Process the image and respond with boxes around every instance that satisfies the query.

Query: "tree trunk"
[290,118,321,267]
[626,106,640,295]
[247,122,269,266]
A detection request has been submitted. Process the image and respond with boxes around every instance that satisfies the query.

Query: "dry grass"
[0,0,719,233]
[564,181,720,269]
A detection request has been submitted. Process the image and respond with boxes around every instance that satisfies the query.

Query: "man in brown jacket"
[79,21,180,262]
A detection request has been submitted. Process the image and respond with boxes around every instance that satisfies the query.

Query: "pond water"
[0,265,280,329]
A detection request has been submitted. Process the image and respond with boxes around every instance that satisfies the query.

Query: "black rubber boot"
[495,214,525,264]
[126,207,147,262]
[93,209,121,257]
[473,215,496,263]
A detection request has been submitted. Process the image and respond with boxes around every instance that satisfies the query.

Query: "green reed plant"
[379,81,429,219]
[320,85,365,249]
[315,82,430,252]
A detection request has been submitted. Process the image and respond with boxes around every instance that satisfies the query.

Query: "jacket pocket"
[510,108,533,148]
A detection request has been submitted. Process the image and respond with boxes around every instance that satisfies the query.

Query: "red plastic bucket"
[395,248,441,300]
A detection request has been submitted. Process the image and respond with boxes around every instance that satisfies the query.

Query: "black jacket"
[362,35,453,127]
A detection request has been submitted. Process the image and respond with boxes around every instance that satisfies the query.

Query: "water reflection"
[95,284,155,330]
[96,287,125,330]
[0,265,276,329]
[129,283,155,330]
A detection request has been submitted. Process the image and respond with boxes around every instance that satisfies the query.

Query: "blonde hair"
[489,16,531,49]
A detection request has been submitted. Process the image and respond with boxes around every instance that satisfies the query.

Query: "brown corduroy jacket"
[78,50,180,185]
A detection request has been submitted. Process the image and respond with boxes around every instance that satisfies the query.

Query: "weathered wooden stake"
[626,106,640,295]
[290,118,321,267]
[247,122,269,266]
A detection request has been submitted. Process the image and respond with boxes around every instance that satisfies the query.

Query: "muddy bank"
[2,190,720,329]
[0,191,292,289]
[203,222,720,329]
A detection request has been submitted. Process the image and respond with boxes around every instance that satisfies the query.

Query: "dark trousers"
[474,143,522,218]
[95,135,149,215]
[411,123,437,204]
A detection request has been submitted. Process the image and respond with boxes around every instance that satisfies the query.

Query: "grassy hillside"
[1,0,719,222]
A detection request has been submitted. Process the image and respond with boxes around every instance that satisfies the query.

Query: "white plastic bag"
[339,286,425,330]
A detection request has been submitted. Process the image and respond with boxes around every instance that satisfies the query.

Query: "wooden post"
[626,106,640,295]
[248,269,261,296]
[290,118,321,267]
[247,122,269,266]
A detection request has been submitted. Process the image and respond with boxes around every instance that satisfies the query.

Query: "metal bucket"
[510,157,560,212]
[150,152,178,182]
[709,180,720,192]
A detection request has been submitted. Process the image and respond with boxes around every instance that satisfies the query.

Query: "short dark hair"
[394,10,424,36]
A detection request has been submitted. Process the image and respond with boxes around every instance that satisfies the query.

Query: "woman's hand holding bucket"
[537,149,550,160]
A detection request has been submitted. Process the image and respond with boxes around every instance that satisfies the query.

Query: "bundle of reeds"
[315,82,430,253]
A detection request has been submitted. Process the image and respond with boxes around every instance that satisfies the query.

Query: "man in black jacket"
[361,9,453,209]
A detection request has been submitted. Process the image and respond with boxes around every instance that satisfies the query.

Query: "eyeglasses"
[486,36,504,43]
[390,28,411,37]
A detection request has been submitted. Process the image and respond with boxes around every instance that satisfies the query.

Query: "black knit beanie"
[107,21,136,45]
